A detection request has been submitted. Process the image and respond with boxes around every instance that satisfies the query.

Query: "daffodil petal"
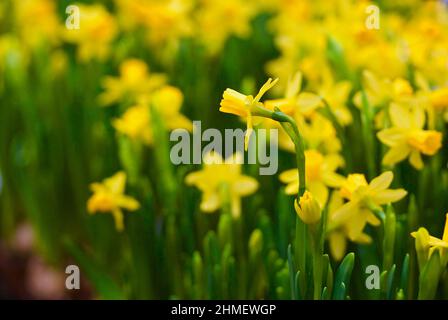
[369,171,394,191]
[409,150,423,170]
[382,144,411,166]
[329,231,347,261]
[200,192,220,212]
[371,188,407,205]
[233,176,259,196]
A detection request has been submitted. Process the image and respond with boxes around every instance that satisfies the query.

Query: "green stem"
[272,108,306,197]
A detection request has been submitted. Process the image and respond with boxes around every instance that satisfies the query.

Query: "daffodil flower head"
[99,59,166,106]
[411,214,448,269]
[279,149,345,206]
[377,103,442,169]
[411,214,448,250]
[264,71,322,119]
[430,87,448,111]
[185,151,258,218]
[151,85,193,132]
[294,190,321,225]
[220,78,278,150]
[330,171,407,245]
[113,103,152,145]
[63,4,117,62]
[87,171,140,231]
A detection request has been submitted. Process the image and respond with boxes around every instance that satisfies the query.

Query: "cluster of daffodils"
[4,0,448,300]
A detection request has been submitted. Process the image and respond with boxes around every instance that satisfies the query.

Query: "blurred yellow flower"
[330,171,407,246]
[113,103,153,145]
[429,87,448,122]
[294,190,321,225]
[411,214,448,251]
[264,71,322,118]
[302,114,342,154]
[152,85,193,132]
[116,0,193,47]
[279,149,345,206]
[64,4,117,62]
[318,72,352,126]
[377,103,442,169]
[113,85,192,144]
[196,0,256,54]
[99,59,166,106]
[185,152,258,218]
[87,172,140,231]
[14,0,60,47]
[220,78,278,149]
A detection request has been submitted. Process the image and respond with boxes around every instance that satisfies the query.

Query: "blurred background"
[0,0,447,299]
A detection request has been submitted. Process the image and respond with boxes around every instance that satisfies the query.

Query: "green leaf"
[333,253,354,300]
[418,250,442,300]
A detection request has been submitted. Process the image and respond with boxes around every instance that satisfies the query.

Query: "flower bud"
[294,191,321,224]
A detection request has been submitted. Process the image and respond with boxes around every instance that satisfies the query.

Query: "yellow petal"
[329,231,347,261]
[200,192,220,212]
[369,171,393,191]
[253,78,278,103]
[382,144,411,166]
[322,171,345,188]
[389,103,411,129]
[286,71,302,98]
[112,209,124,232]
[117,195,140,211]
[231,195,241,218]
[377,128,407,146]
[308,180,329,207]
[285,181,299,195]
[233,176,258,196]
[427,236,448,248]
[105,171,126,194]
[331,200,360,226]
[372,189,407,205]
[412,106,425,129]
[297,92,322,115]
[353,232,372,244]
[279,169,298,183]
[443,213,448,243]
[409,150,423,170]
[366,212,381,226]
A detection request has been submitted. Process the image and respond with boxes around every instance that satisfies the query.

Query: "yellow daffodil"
[429,87,448,122]
[264,71,322,118]
[318,71,352,126]
[14,0,60,47]
[113,103,153,145]
[220,78,278,150]
[113,85,192,144]
[330,171,407,246]
[326,192,360,261]
[377,103,442,169]
[302,113,342,154]
[411,214,448,268]
[99,59,166,106]
[151,85,193,132]
[185,152,258,218]
[294,191,321,225]
[87,172,140,231]
[279,149,345,206]
[411,214,448,250]
[196,0,256,55]
[63,4,117,62]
